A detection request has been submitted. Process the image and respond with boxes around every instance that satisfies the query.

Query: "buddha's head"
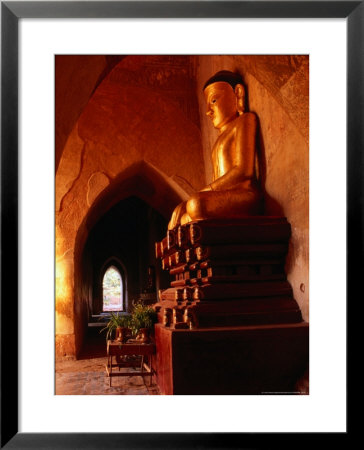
[203,71,245,130]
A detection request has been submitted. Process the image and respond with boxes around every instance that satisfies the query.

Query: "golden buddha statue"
[168,71,262,230]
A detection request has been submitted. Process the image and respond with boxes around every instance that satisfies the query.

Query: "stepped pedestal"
[155,217,303,328]
[153,217,309,394]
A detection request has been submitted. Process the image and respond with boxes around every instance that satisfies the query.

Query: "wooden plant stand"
[105,340,156,387]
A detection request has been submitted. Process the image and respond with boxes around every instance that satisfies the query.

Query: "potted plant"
[99,312,131,342]
[130,300,158,343]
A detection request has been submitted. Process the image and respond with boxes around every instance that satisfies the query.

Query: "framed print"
[1,1,358,448]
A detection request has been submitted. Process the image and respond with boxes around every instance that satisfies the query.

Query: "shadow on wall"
[255,115,303,290]
[256,116,285,218]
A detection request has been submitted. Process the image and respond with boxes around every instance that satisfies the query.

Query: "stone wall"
[55,55,125,171]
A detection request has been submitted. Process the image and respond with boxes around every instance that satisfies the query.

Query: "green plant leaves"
[99,301,157,340]
[99,312,131,340]
[129,300,158,337]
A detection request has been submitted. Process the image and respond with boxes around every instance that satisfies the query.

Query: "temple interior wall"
[55,56,204,357]
[56,55,309,359]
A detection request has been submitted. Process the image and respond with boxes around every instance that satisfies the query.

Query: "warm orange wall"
[55,56,205,358]
[55,55,125,171]
[196,55,309,321]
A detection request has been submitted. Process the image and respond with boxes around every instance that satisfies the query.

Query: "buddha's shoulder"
[224,113,257,135]
[235,112,257,127]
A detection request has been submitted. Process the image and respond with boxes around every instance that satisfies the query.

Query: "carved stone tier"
[154,217,303,328]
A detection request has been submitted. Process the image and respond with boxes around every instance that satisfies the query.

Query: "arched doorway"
[55,55,205,358]
[80,195,169,320]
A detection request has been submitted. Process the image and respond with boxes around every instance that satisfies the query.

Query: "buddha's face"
[204,81,238,130]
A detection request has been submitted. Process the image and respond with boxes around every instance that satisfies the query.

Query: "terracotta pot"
[115,326,126,342]
[138,328,150,343]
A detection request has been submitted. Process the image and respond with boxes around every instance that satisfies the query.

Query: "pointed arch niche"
[98,256,128,315]
[102,264,124,312]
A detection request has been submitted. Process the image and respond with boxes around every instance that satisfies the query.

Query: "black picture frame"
[1,1,357,448]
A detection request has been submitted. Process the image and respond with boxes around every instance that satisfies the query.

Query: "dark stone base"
[154,322,308,395]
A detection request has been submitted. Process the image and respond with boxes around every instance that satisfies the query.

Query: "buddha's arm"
[207,112,257,191]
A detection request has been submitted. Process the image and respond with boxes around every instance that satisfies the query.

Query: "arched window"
[102,265,123,312]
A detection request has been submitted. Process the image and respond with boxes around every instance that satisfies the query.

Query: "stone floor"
[55,328,160,395]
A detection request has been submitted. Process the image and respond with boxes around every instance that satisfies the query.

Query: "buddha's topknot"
[203,70,244,91]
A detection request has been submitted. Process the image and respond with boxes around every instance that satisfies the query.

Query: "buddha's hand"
[200,184,213,192]
[168,201,187,230]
